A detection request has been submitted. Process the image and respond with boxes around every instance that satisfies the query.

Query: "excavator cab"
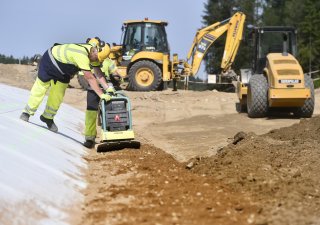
[121,19,170,61]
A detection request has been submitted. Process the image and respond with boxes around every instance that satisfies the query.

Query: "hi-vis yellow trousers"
[23,78,68,119]
[85,110,98,141]
[84,89,101,141]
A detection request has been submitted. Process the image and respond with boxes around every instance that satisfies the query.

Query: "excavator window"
[124,24,143,52]
[143,23,169,52]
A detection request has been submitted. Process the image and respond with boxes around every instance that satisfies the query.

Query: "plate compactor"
[97,91,140,152]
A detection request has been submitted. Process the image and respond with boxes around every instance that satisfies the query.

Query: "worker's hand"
[105,86,116,95]
[99,93,112,101]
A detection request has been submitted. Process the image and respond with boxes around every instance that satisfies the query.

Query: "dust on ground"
[1,63,320,225]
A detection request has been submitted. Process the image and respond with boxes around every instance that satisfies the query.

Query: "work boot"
[83,140,95,149]
[20,112,30,122]
[40,115,58,133]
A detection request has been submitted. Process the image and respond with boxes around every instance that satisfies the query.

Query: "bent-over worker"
[20,38,112,133]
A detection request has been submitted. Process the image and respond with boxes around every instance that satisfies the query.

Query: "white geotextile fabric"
[0,84,87,225]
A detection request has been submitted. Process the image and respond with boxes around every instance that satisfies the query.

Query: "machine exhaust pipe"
[282,33,288,56]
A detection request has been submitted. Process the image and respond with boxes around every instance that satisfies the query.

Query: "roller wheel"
[294,75,314,118]
[247,75,269,118]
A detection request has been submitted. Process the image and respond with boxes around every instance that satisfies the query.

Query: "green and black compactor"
[97,91,140,152]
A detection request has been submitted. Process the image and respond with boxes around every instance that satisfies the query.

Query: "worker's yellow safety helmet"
[87,37,99,48]
[98,44,110,62]
[86,37,110,62]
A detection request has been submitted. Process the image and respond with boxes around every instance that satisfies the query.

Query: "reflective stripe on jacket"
[51,44,92,71]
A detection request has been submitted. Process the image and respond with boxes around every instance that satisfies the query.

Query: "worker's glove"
[99,93,112,101]
[105,86,116,95]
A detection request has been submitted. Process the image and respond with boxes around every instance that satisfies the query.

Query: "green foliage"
[313,79,320,89]
[262,0,320,72]
[0,54,31,65]
[263,0,287,25]
[296,0,320,72]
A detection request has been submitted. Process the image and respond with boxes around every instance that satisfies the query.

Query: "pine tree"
[0,54,31,65]
[296,0,320,73]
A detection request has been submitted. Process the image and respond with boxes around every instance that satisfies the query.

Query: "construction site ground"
[1,63,320,225]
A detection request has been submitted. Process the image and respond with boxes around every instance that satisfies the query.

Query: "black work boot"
[20,112,30,122]
[40,115,58,133]
[83,140,95,149]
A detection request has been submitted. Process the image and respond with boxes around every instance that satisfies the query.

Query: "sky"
[0,0,207,59]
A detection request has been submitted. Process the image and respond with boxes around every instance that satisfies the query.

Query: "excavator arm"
[186,12,246,75]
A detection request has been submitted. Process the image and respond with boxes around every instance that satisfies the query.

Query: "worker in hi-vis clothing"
[83,57,123,148]
[20,38,112,133]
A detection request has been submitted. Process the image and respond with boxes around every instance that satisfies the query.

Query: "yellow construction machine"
[108,12,246,91]
[237,26,314,118]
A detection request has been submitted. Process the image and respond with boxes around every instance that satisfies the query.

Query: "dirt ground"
[1,63,320,225]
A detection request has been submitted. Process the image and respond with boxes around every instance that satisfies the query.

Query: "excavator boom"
[187,12,246,75]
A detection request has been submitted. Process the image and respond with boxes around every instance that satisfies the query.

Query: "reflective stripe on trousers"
[85,110,98,141]
[42,80,68,119]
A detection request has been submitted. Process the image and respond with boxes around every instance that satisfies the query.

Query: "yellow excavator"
[107,12,246,91]
[237,26,314,118]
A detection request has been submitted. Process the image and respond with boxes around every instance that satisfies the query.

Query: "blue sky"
[0,0,207,59]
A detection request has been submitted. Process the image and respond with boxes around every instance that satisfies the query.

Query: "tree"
[296,0,320,73]
[263,0,287,25]
[0,54,31,64]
